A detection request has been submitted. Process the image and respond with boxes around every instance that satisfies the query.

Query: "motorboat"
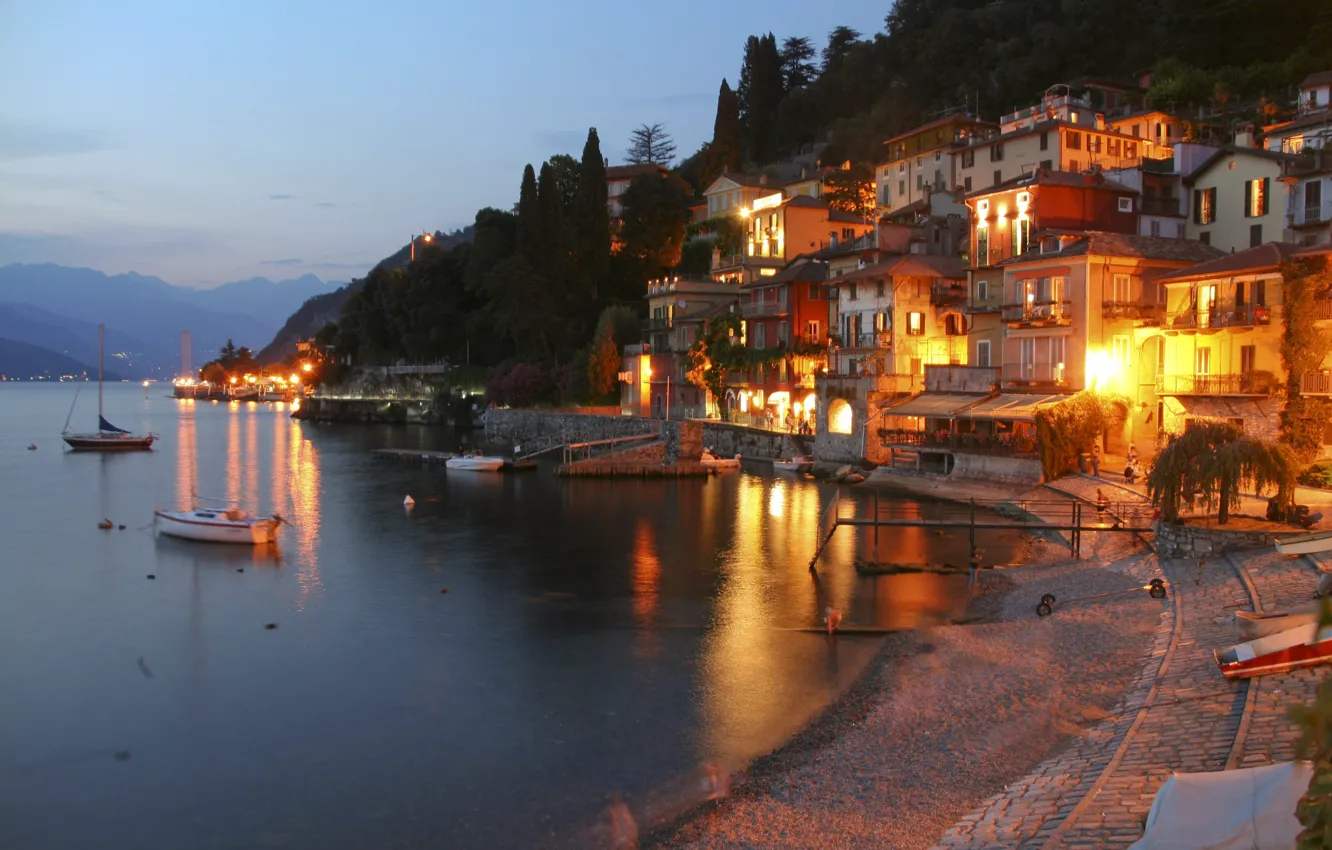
[445,451,505,472]
[1234,603,1321,641]
[1214,620,1332,679]
[62,324,155,451]
[773,456,814,474]
[700,449,741,470]
[155,505,282,545]
[1273,528,1332,554]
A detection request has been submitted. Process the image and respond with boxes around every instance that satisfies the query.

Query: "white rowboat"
[1235,604,1321,641]
[700,450,740,470]
[155,508,281,544]
[773,457,813,474]
[445,453,505,472]
[1273,529,1332,555]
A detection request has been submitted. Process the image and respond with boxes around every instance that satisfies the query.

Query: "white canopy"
[1128,761,1311,850]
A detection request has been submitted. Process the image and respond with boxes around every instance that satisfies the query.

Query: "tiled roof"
[1156,242,1332,283]
[965,168,1137,200]
[605,163,667,181]
[828,207,870,224]
[880,114,996,152]
[1262,111,1332,138]
[1001,232,1225,265]
[1183,145,1295,183]
[1300,70,1332,89]
[831,253,966,282]
[763,258,829,285]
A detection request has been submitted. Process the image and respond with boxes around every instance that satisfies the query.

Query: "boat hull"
[1235,605,1321,641]
[155,510,279,544]
[1274,530,1332,555]
[1215,622,1332,679]
[445,456,504,472]
[773,459,813,474]
[63,433,155,451]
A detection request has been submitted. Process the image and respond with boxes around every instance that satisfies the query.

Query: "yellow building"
[1183,146,1291,253]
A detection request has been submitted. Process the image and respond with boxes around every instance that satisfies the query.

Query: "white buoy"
[403,495,415,507]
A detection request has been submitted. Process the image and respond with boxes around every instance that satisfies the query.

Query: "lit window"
[1113,335,1131,365]
[907,312,924,336]
[1246,178,1268,217]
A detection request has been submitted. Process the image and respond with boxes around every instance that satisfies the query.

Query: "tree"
[1280,256,1332,460]
[742,33,784,165]
[480,256,558,359]
[823,163,877,220]
[780,36,817,90]
[537,160,570,285]
[220,339,238,363]
[702,79,743,188]
[1290,599,1332,849]
[821,26,862,76]
[587,324,620,397]
[617,172,691,284]
[686,313,742,404]
[1033,392,1126,480]
[516,164,541,268]
[626,123,677,166]
[1147,420,1297,524]
[574,128,610,301]
[545,153,582,215]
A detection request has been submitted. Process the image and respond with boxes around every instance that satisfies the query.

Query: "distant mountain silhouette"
[258,226,473,363]
[0,264,332,377]
[0,337,122,381]
[0,303,156,378]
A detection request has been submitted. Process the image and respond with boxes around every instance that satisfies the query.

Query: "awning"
[881,393,988,418]
[960,393,1066,422]
[1163,396,1274,420]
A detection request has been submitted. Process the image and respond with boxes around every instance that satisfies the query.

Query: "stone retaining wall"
[1153,520,1279,558]
[294,396,438,424]
[483,409,658,445]
[700,422,802,460]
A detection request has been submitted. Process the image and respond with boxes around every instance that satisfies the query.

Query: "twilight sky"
[0,1,889,288]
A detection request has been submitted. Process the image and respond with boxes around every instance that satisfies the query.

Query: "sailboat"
[62,324,156,451]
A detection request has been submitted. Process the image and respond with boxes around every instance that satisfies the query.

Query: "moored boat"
[1214,621,1332,679]
[155,506,281,545]
[700,449,740,470]
[62,324,155,451]
[445,451,505,472]
[773,456,813,474]
[1234,603,1321,641]
[1273,529,1332,555]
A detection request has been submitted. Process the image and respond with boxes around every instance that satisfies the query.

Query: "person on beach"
[825,607,843,634]
[1096,488,1109,518]
[968,546,983,595]
[1091,441,1101,476]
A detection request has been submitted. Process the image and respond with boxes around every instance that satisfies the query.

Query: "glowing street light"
[289,373,299,384]
[409,231,433,263]
[301,362,312,373]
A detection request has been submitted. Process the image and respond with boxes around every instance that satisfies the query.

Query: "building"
[714,192,873,285]
[996,231,1222,453]
[1183,146,1293,252]
[1106,142,1221,239]
[606,163,669,219]
[1281,149,1332,245]
[1262,71,1332,155]
[702,172,779,220]
[875,114,997,214]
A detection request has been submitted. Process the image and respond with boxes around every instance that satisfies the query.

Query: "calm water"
[0,384,1018,849]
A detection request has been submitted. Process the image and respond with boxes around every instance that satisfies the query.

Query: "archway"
[828,398,854,434]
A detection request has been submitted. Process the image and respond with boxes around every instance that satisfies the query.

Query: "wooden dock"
[555,462,711,478]
[372,448,454,465]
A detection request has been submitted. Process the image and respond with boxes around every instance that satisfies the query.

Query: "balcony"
[1002,362,1068,387]
[1301,372,1332,395]
[1102,301,1159,321]
[818,372,913,396]
[1314,298,1332,321]
[930,283,967,307]
[878,428,1038,458]
[642,317,673,331]
[744,300,789,317]
[1166,305,1273,330]
[1291,204,1328,228]
[1156,373,1276,396]
[966,294,1004,314]
[1002,300,1073,327]
[1141,197,1182,217]
[848,331,891,350]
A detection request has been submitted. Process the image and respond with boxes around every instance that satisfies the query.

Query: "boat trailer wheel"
[1040,593,1056,605]
[1036,601,1053,617]
[1149,578,1167,599]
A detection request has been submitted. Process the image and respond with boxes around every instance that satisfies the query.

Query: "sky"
[0,0,891,288]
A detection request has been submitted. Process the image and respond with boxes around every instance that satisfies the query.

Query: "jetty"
[371,448,537,471]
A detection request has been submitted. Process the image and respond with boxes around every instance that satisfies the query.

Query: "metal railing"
[877,428,1038,458]
[850,331,891,349]
[1301,373,1332,395]
[1102,301,1158,320]
[966,296,1004,314]
[1155,373,1275,395]
[1141,197,1181,217]
[743,300,789,317]
[931,283,967,307]
[643,317,673,331]
[1002,300,1073,324]
[1002,362,1067,385]
[1166,305,1272,329]
[1314,299,1332,321]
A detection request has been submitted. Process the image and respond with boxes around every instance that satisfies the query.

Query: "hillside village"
[617,70,1332,483]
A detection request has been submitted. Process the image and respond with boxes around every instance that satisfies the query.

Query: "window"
[977,280,989,302]
[1195,346,1211,375]
[976,339,991,368]
[934,168,943,188]
[916,173,923,190]
[1040,131,1049,151]
[1199,231,1211,246]
[1194,187,1216,224]
[753,323,765,348]
[1154,337,1165,379]
[804,320,820,343]
[990,143,1004,162]
[1069,160,1080,173]
[963,150,975,168]
[1118,197,1133,212]
[899,179,906,196]
[1112,273,1130,303]
[1067,131,1082,150]
[874,311,888,332]
[907,312,924,336]
[935,151,942,162]
[1040,159,1053,171]
[879,183,890,207]
[1307,180,1323,214]
[1253,279,1267,305]
[848,283,858,301]
[1052,336,1066,380]
[1244,178,1269,217]
[911,357,923,376]
[1124,142,1137,160]
[1088,135,1102,154]
[778,358,787,382]
[808,283,821,300]
[1019,338,1036,378]
[976,228,989,265]
[1112,335,1131,365]
[1108,137,1121,157]
[1012,216,1030,255]
[1250,224,1263,248]
[964,176,972,192]
[899,162,906,173]
[1132,124,1141,138]
[777,321,788,345]
[1241,345,1256,374]
[916,156,922,167]
[993,169,1002,187]
[875,281,885,298]
[1150,219,1161,237]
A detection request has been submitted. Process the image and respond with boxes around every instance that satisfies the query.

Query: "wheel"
[1041,593,1057,605]
[1036,601,1053,617]
[1149,584,1167,599]
[1149,578,1165,589]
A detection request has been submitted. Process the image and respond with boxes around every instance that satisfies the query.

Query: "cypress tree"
[516,164,541,268]
[574,128,610,301]
[705,79,743,186]
[537,160,568,288]
[745,34,784,165]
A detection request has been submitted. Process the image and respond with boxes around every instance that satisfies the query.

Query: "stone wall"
[700,422,802,459]
[294,396,438,424]
[1153,521,1279,558]
[951,453,1044,487]
[483,409,659,445]
[663,420,703,464]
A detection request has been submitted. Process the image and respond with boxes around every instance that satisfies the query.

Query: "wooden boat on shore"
[1273,528,1332,555]
[700,449,740,470]
[1215,620,1332,679]
[155,505,282,544]
[445,451,504,472]
[773,456,813,474]
[1234,603,1321,641]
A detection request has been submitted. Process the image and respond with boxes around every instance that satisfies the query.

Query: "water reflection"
[631,519,661,660]
[175,399,197,505]
[286,420,322,607]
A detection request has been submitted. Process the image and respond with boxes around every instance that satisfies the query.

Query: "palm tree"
[1148,421,1297,524]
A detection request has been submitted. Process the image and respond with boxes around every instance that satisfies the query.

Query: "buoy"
[27,444,36,451]
[146,574,156,580]
[118,524,126,530]
[98,520,113,530]
[264,623,278,630]
[404,495,415,507]
[237,568,244,573]
[440,588,450,594]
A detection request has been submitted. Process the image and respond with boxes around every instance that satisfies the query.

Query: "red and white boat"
[154,504,282,545]
[1215,620,1332,679]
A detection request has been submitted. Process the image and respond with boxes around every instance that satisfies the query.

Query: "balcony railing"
[643,317,673,331]
[966,296,1004,314]
[1002,362,1068,386]
[1301,372,1332,395]
[931,283,967,307]
[1166,305,1273,329]
[1293,205,1327,227]
[878,428,1038,458]
[743,300,789,317]
[1156,373,1276,396]
[1140,197,1182,217]
[1314,298,1332,321]
[1102,301,1159,321]
[1002,300,1073,326]
[849,331,891,349]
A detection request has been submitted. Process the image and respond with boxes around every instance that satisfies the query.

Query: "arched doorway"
[828,398,854,435]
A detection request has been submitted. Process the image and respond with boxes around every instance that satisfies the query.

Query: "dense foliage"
[1033,392,1125,480]
[1281,257,1332,460]
[1147,420,1297,524]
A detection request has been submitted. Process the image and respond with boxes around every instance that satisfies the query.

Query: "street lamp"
[409,231,433,263]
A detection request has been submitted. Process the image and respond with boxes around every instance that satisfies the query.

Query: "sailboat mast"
[98,323,105,420]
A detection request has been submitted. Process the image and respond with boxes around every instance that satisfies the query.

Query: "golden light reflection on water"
[243,405,259,515]
[226,408,240,504]
[175,401,197,506]
[631,518,661,659]
[285,419,322,607]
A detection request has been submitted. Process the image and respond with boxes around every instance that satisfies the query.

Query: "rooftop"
[1300,70,1332,89]
[966,168,1137,200]
[1157,242,1332,283]
[1001,232,1225,265]
[1184,145,1296,182]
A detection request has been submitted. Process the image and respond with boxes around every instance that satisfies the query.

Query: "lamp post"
[409,231,433,263]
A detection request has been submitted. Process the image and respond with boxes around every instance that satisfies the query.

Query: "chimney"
[604,156,609,167]
[1095,112,1105,130]
[1233,123,1256,149]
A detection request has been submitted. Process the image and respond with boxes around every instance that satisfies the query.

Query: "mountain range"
[0,265,335,378]
[0,338,123,382]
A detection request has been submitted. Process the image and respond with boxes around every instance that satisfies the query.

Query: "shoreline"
[647,529,1163,849]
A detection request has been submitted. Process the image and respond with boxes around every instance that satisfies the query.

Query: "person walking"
[1091,441,1101,477]
[968,546,983,595]
[1096,488,1109,519]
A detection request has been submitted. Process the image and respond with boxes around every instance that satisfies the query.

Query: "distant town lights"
[301,362,313,372]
